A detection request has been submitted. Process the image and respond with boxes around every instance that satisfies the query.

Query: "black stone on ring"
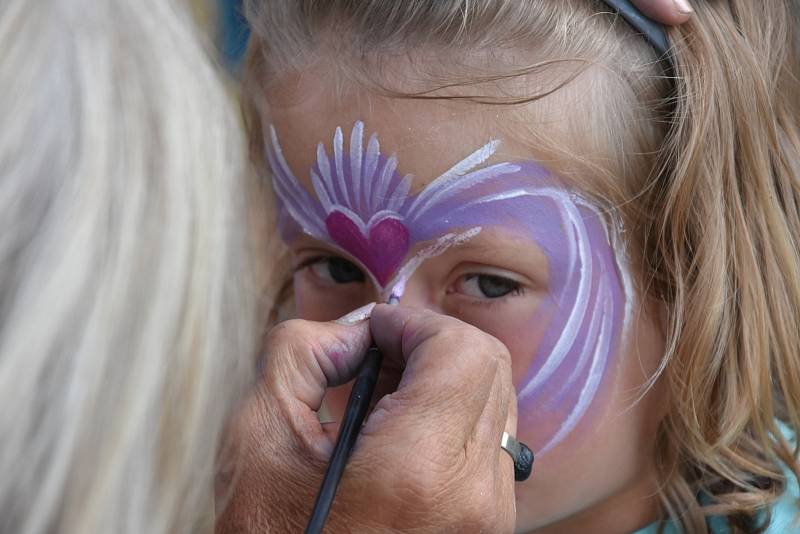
[500,432,534,481]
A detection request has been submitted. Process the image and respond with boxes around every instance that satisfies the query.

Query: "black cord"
[305,345,383,534]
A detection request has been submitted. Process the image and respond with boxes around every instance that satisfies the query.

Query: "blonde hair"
[0,1,258,533]
[243,1,800,532]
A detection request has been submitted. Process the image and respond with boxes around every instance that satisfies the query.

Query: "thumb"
[261,303,375,413]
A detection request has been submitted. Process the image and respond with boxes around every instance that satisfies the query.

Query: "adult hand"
[216,304,517,533]
[631,0,693,25]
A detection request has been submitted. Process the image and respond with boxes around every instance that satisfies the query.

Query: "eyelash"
[294,254,527,304]
[294,255,366,285]
[450,272,526,302]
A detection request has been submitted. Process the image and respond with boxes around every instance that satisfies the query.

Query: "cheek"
[462,306,553,391]
[477,303,602,453]
[512,300,668,531]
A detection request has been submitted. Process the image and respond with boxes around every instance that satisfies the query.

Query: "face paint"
[268,121,632,454]
[267,121,521,291]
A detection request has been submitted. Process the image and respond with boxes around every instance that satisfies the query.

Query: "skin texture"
[216,305,517,533]
[264,64,668,533]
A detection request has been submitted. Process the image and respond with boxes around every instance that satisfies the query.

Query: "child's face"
[264,73,668,532]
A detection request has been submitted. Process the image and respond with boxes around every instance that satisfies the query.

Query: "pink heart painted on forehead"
[325,211,410,286]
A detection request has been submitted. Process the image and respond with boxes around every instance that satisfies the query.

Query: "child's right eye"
[308,257,366,284]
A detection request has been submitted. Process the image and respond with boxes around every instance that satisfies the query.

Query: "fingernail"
[673,0,693,15]
[335,302,376,325]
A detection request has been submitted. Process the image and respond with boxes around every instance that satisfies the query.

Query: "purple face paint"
[267,121,519,290]
[268,121,631,454]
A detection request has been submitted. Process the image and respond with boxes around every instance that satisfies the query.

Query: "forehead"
[263,67,582,194]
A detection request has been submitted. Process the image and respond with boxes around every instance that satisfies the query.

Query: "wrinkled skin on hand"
[216,305,517,533]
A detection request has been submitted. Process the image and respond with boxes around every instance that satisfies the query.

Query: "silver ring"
[500,432,534,482]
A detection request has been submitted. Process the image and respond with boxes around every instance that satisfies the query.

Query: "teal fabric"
[634,424,800,534]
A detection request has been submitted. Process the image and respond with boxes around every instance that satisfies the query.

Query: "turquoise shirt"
[635,425,800,533]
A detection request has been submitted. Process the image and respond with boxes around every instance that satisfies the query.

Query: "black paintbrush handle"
[305,345,383,534]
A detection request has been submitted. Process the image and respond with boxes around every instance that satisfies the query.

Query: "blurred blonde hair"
[0,0,258,533]
[242,0,800,532]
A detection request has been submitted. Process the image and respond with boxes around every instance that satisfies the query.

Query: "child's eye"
[308,256,365,284]
[455,273,522,299]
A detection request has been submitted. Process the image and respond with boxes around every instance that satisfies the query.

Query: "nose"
[385,275,443,313]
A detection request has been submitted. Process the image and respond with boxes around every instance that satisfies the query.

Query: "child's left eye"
[308,256,366,284]
[455,273,522,299]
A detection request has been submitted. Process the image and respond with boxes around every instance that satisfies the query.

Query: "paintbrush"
[304,292,401,534]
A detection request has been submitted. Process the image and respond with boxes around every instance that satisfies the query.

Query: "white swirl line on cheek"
[518,199,593,401]
[558,271,604,393]
[559,201,579,306]
[538,274,615,454]
[573,197,633,336]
